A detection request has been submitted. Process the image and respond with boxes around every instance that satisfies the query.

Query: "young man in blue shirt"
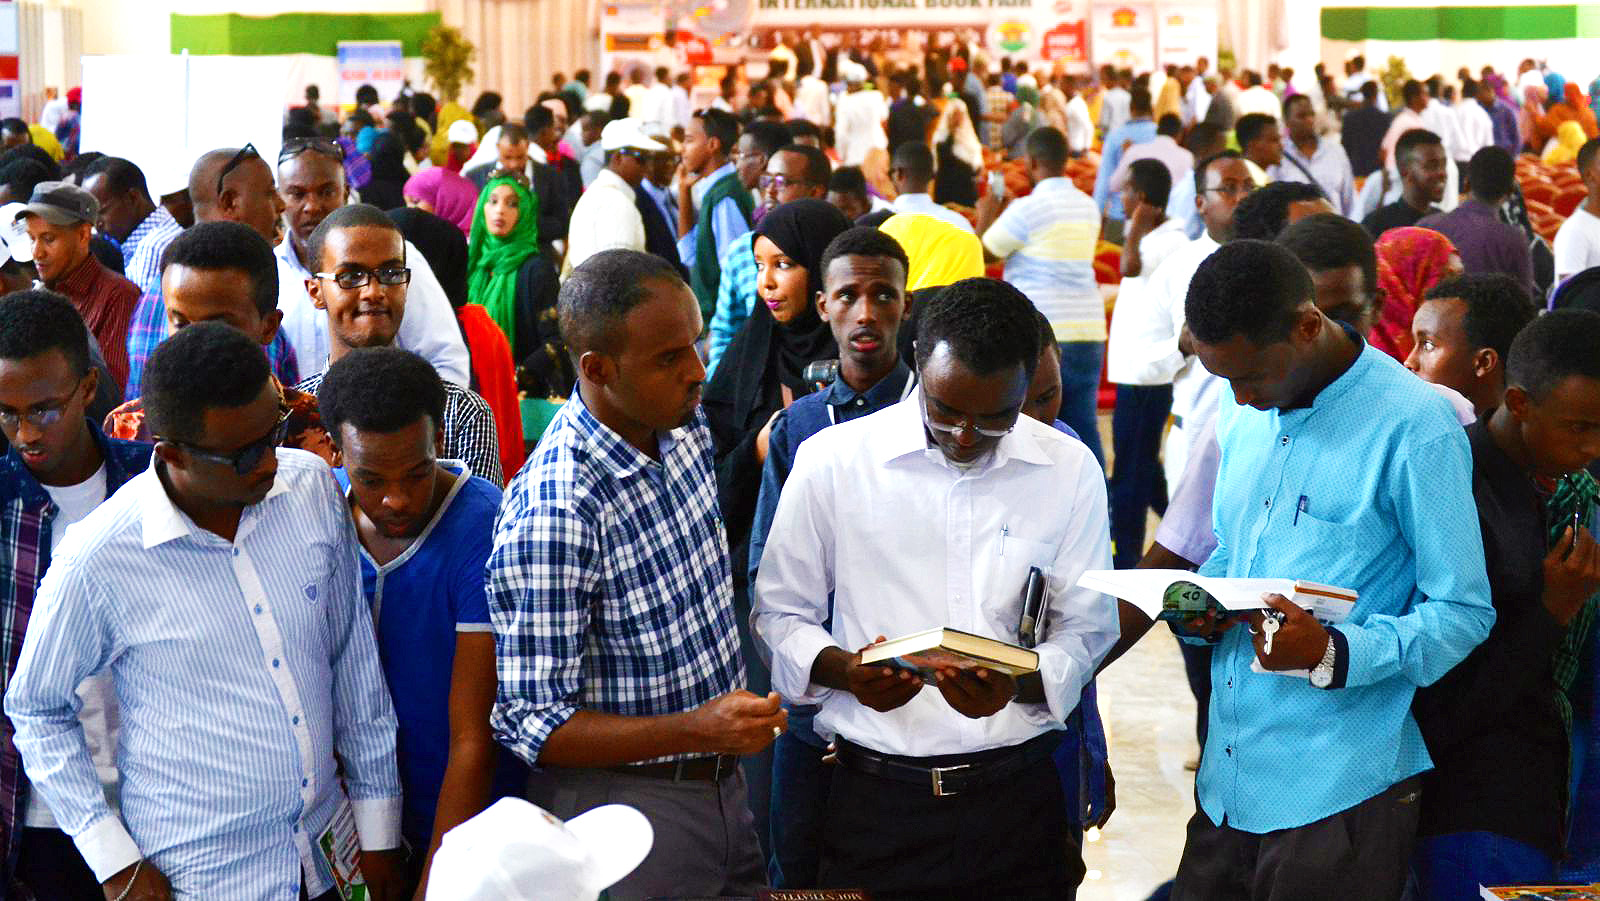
[315,346,519,896]
[1169,239,1495,899]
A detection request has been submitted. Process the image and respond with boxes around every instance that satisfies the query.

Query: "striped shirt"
[297,371,503,487]
[122,285,301,402]
[4,450,400,896]
[487,393,744,767]
[982,176,1105,341]
[119,206,184,297]
[705,232,758,378]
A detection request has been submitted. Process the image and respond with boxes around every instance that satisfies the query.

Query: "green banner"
[1321,5,1600,41]
[170,12,442,57]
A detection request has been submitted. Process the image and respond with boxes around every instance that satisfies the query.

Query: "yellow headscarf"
[27,124,62,161]
[1544,120,1588,165]
[878,212,984,291]
[429,101,474,167]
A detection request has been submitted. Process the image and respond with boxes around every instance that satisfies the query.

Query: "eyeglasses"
[733,150,768,165]
[279,137,345,165]
[1204,180,1256,198]
[922,402,1017,439]
[216,143,260,197]
[758,173,815,192]
[314,266,412,290]
[160,405,291,476]
[0,392,78,431]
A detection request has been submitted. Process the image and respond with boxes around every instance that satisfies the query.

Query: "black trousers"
[17,827,100,901]
[1173,776,1422,901]
[817,739,1078,901]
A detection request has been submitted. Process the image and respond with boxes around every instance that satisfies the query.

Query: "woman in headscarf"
[403,165,479,237]
[1003,84,1042,157]
[1544,120,1589,165]
[361,132,411,211]
[703,198,851,598]
[1371,227,1463,361]
[1521,83,1550,152]
[389,206,527,477]
[932,96,984,207]
[466,171,561,369]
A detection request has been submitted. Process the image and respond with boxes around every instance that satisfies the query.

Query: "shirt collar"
[275,234,311,277]
[124,205,175,254]
[138,459,290,549]
[1289,322,1372,416]
[48,253,103,295]
[693,161,737,204]
[569,388,686,479]
[826,361,913,408]
[875,387,1054,471]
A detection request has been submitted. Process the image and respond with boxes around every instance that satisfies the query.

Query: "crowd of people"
[0,33,1598,901]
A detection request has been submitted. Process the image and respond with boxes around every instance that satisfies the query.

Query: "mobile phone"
[987,170,1005,199]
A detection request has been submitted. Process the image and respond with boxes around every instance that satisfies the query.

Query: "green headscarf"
[467,175,541,349]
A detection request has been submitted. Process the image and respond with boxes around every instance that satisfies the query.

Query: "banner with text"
[336,40,403,111]
[1155,3,1217,68]
[1090,3,1156,73]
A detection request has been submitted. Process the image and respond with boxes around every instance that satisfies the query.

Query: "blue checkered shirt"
[705,233,758,379]
[487,392,744,766]
[123,287,300,402]
[118,207,183,297]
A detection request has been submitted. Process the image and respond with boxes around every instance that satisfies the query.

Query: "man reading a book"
[1410,309,1600,899]
[754,278,1118,899]
[1167,239,1494,900]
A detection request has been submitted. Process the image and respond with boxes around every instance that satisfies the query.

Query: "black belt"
[612,754,739,782]
[833,732,1060,798]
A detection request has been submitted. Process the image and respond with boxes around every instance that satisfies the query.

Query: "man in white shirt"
[1421,80,1466,166]
[1553,137,1600,291]
[1187,61,1213,124]
[1063,76,1094,155]
[1098,72,1132,139]
[888,142,974,233]
[563,119,664,277]
[1234,71,1281,121]
[834,63,888,167]
[1454,78,1496,164]
[274,142,470,387]
[754,278,1117,899]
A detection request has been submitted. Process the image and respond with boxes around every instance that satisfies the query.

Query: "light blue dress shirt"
[5,450,400,896]
[1195,339,1494,833]
[1093,118,1158,222]
[675,161,752,268]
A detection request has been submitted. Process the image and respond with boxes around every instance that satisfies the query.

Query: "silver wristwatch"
[1310,636,1338,689]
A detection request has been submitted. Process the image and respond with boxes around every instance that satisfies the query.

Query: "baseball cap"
[0,202,32,263]
[16,181,97,228]
[600,118,667,152]
[446,118,479,145]
[425,799,653,901]
[841,61,869,84]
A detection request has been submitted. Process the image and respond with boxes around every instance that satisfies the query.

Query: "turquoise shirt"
[1196,335,1494,833]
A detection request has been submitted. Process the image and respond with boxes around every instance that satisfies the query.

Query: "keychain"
[1262,613,1282,655]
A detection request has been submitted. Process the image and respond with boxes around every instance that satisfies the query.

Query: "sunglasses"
[216,143,260,197]
[278,137,345,165]
[161,405,291,476]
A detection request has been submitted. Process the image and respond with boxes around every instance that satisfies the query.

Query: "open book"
[1076,569,1357,625]
[1480,886,1600,900]
[858,627,1039,683]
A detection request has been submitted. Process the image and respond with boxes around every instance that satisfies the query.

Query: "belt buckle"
[929,763,970,797]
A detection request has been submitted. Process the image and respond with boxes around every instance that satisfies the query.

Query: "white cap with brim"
[600,118,667,152]
[0,202,33,263]
[446,118,479,145]
[424,799,654,901]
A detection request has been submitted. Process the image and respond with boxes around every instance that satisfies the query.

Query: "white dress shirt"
[795,75,833,126]
[563,167,648,277]
[275,236,471,387]
[5,450,400,895]
[1421,99,1466,164]
[1454,99,1495,162]
[753,392,1119,758]
[1235,85,1282,120]
[835,88,889,166]
[1065,95,1094,154]
[1106,217,1193,385]
[889,193,975,233]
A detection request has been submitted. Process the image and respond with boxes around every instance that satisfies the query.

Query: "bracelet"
[113,859,142,901]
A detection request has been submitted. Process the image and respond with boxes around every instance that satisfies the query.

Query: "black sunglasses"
[159,405,291,476]
[278,137,344,165]
[216,143,259,197]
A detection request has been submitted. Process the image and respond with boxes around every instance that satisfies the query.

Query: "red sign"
[1043,20,1086,61]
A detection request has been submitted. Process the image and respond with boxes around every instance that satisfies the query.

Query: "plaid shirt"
[119,206,183,297]
[0,424,150,898]
[296,371,503,487]
[486,393,743,766]
[705,232,758,379]
[122,287,300,402]
[1552,469,1600,732]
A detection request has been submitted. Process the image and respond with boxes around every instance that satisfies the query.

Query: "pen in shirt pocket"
[1295,495,1308,525]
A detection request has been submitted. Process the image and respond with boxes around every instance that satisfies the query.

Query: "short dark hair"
[1127,158,1172,208]
[1156,113,1183,137]
[1282,93,1312,118]
[1395,128,1443,168]
[891,141,935,182]
[828,165,869,199]
[0,118,26,137]
[1466,145,1515,202]
[1402,79,1425,104]
[498,122,530,145]
[355,84,380,107]
[1129,86,1153,116]
[1506,308,1600,402]
[1035,308,1059,358]
[1235,113,1277,150]
[1186,239,1314,346]
[1360,81,1379,101]
[81,156,152,203]
[1425,273,1536,363]
[306,203,403,273]
[694,108,741,156]
[1277,212,1378,302]
[1184,122,1226,156]
[471,91,504,118]
[1577,137,1600,174]
[0,158,51,202]
[743,119,791,158]
[1233,181,1327,241]
[781,143,832,186]
[914,277,1040,380]
[819,226,910,284]
[3,144,60,181]
[143,321,272,442]
[524,104,556,134]
[1194,148,1242,196]
[558,249,685,358]
[160,221,280,316]
[784,119,822,142]
[316,346,446,447]
[0,289,91,375]
[1024,126,1069,171]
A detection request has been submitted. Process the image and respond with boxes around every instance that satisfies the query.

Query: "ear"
[1472,347,1499,380]
[306,277,326,311]
[1293,304,1324,344]
[433,423,447,457]
[814,288,828,320]
[329,445,343,470]
[78,366,98,406]
[153,440,184,470]
[577,349,614,388]
[259,308,284,346]
[1504,384,1534,422]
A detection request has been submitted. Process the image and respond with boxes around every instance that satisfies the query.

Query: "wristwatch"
[1310,636,1338,689]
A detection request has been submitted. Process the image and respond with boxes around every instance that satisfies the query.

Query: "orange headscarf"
[1371,227,1459,361]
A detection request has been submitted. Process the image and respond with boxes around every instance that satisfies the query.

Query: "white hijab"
[933,97,984,172]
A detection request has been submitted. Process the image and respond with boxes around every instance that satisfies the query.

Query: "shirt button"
[232,548,240,557]
[302,778,309,787]
[1280,436,1290,446]
[1226,746,1232,756]
[272,658,280,668]
[254,604,263,615]
[292,715,300,725]
[1263,498,1271,508]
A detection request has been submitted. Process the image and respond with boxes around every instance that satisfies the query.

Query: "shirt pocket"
[990,533,1058,641]
[1279,507,1393,605]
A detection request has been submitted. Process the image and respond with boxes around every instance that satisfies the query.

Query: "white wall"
[70,0,433,56]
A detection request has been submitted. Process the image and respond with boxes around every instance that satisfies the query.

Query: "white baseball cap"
[446,119,479,145]
[600,117,667,152]
[0,202,33,263]
[425,799,653,901]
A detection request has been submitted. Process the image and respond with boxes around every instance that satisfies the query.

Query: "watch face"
[1310,668,1333,688]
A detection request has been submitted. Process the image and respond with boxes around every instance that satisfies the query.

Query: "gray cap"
[16,181,98,227]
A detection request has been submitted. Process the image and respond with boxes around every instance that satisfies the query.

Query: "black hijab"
[362,133,410,210]
[751,197,849,392]
[386,207,469,309]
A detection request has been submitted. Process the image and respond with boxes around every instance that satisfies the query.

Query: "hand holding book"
[1243,593,1333,671]
[932,663,1017,719]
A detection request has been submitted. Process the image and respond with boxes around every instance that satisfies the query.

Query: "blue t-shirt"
[356,462,522,848]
